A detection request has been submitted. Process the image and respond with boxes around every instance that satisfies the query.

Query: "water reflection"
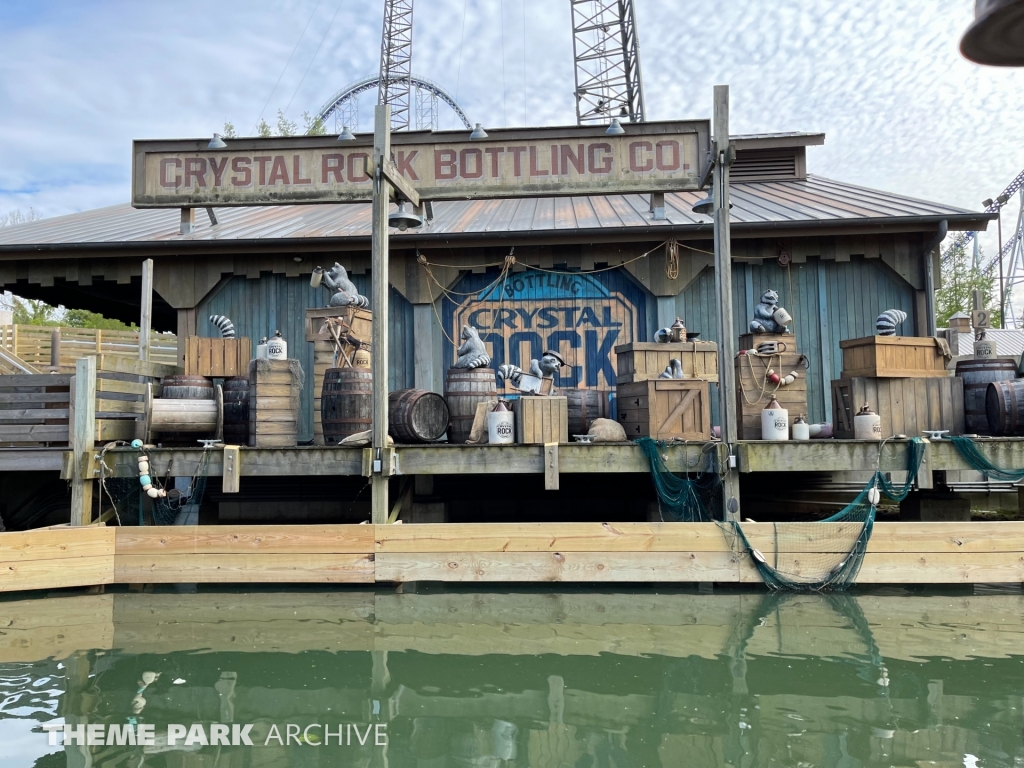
[0,587,1021,767]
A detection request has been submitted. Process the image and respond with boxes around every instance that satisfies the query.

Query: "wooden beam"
[712,84,740,521]
[139,258,153,362]
[371,105,392,525]
[380,157,420,206]
[222,445,240,493]
[70,356,97,526]
[544,442,559,491]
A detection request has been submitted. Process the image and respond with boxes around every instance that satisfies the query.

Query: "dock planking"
[2,522,1024,590]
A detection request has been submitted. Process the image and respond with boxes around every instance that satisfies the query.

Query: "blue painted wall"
[679,256,915,424]
[198,273,414,442]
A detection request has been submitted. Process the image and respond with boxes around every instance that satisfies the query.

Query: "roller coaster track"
[941,167,1024,269]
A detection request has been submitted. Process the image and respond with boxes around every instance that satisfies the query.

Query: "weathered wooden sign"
[131,120,709,208]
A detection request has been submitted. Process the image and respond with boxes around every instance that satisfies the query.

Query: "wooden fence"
[0,325,177,373]
[0,355,175,448]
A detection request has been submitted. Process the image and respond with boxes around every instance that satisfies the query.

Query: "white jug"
[761,397,789,440]
[853,403,882,440]
[267,330,287,360]
[792,414,810,440]
[487,401,515,444]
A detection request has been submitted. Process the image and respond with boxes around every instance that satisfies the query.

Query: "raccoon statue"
[749,289,788,334]
[322,263,369,308]
[454,325,491,369]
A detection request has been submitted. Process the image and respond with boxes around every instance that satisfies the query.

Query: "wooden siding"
[681,256,915,424]
[198,274,413,442]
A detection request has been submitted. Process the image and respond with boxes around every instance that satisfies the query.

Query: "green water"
[1,586,1023,767]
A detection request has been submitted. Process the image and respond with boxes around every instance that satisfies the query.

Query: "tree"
[64,309,134,330]
[11,297,60,325]
[256,118,272,138]
[276,109,298,137]
[935,242,1001,329]
[222,121,237,139]
[0,208,41,227]
[302,111,327,136]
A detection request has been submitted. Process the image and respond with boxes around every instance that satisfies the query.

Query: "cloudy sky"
[1,0,1022,256]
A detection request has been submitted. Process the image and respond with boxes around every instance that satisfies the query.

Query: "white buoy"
[761,397,789,440]
[487,401,515,444]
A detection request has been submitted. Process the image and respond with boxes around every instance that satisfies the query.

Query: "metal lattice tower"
[378,0,414,131]
[998,189,1024,327]
[570,0,646,124]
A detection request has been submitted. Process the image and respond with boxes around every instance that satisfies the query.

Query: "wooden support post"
[222,445,240,494]
[70,355,97,526]
[712,85,741,521]
[544,442,560,491]
[179,207,195,235]
[413,303,436,390]
[50,327,60,369]
[139,258,154,362]
[371,105,392,525]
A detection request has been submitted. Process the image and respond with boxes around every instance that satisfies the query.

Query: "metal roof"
[952,330,1024,358]
[0,175,992,252]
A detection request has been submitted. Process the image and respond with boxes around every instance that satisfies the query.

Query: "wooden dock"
[2,520,1023,592]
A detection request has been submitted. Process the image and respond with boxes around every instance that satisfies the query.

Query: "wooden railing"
[0,325,177,373]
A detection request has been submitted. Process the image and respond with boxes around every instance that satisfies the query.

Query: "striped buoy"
[875,309,907,336]
[209,314,236,339]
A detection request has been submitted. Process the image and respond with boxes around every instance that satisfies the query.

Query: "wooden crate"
[248,360,299,447]
[738,333,797,353]
[840,336,949,378]
[614,342,718,384]
[616,379,711,440]
[304,306,373,345]
[184,336,251,377]
[831,376,964,439]
[513,396,568,445]
[735,352,808,439]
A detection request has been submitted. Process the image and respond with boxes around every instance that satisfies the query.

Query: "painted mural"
[443,268,647,389]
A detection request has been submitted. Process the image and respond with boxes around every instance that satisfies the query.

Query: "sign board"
[131,120,709,208]
[971,308,991,329]
[444,268,647,390]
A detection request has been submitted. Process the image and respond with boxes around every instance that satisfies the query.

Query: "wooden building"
[0,133,990,437]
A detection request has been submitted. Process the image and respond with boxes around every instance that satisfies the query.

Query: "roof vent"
[731,149,801,182]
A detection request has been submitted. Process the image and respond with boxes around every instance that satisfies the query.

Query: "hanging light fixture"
[389,201,423,231]
[691,188,714,215]
[338,126,356,141]
[469,123,489,140]
[208,133,227,149]
[605,118,626,136]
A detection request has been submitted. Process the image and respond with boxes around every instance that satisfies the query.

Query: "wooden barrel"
[321,368,373,446]
[956,359,1016,434]
[565,388,605,436]
[222,376,250,446]
[987,379,1024,435]
[389,389,450,443]
[444,368,496,444]
[160,374,214,400]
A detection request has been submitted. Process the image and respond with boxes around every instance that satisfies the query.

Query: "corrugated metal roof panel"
[0,176,991,250]
[954,330,1024,358]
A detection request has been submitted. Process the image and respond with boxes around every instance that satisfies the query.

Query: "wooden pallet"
[616,379,711,440]
[614,342,718,384]
[184,336,251,377]
[831,376,965,439]
[735,353,808,439]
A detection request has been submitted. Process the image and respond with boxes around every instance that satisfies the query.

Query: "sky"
[0,0,1022,260]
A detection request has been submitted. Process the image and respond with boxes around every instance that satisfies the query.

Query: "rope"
[950,435,1024,482]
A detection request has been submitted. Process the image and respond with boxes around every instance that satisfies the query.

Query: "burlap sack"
[587,418,627,443]
[339,429,394,447]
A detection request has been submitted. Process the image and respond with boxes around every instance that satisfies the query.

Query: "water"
[1,586,1022,767]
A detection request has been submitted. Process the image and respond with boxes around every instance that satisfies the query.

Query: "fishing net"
[949,435,1024,481]
[722,437,926,591]
[96,444,212,526]
[636,437,723,522]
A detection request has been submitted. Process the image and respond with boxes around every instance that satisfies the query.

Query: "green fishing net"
[724,438,926,592]
[638,436,926,591]
[636,437,723,522]
[950,435,1024,481]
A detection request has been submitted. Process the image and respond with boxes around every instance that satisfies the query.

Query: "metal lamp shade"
[960,0,1024,66]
